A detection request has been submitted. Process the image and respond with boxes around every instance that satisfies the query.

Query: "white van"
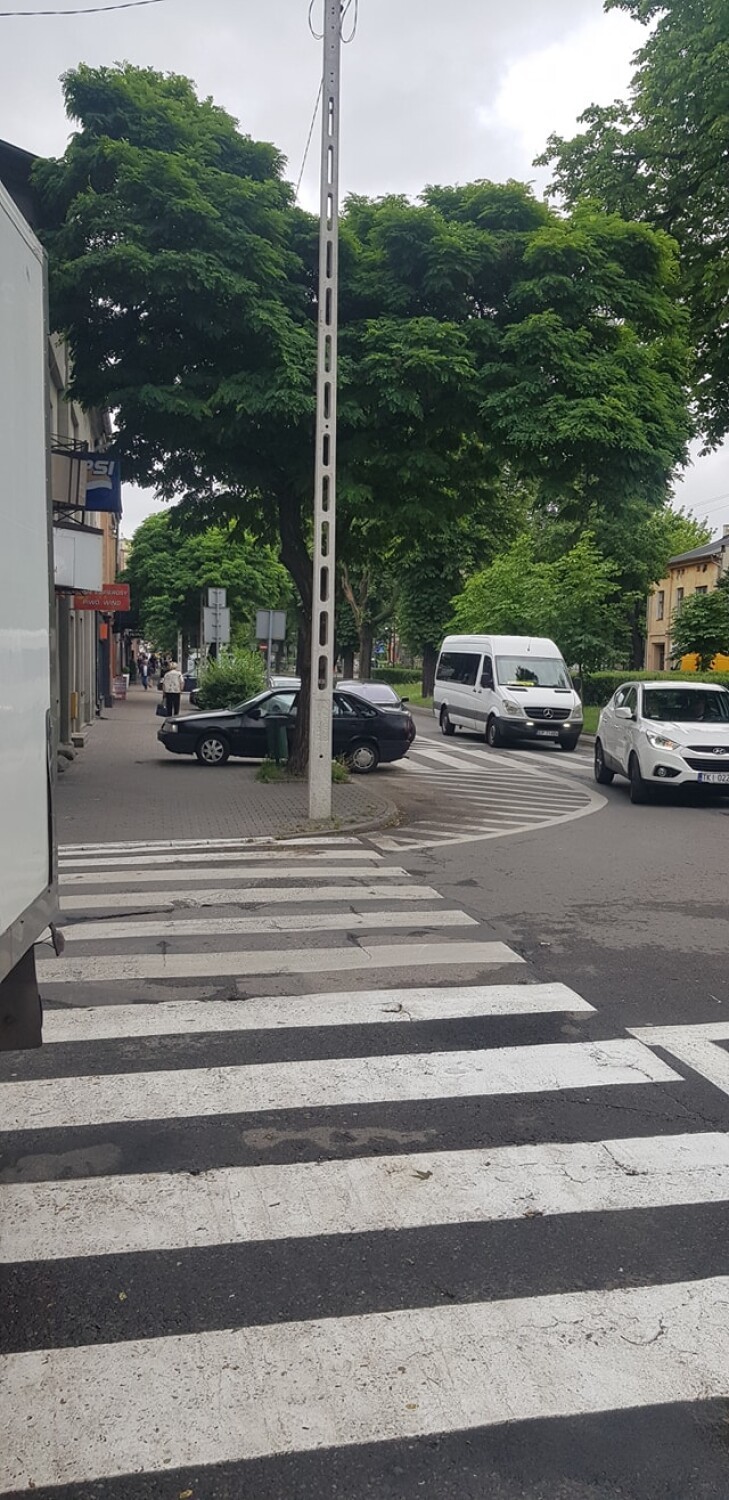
[433,634,583,750]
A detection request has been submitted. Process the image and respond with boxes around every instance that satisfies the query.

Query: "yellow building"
[645,527,729,673]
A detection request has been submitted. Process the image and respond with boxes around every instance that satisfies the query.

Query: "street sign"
[203,606,230,645]
[207,587,227,608]
[255,610,286,642]
[73,583,130,611]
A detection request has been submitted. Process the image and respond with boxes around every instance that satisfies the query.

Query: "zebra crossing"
[1,837,729,1497]
[379,737,604,850]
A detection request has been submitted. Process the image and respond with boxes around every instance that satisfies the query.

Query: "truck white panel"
[0,182,52,957]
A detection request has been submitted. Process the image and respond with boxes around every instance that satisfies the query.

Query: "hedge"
[372,666,422,684]
[581,669,729,707]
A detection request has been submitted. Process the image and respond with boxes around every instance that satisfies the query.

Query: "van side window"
[437,651,479,687]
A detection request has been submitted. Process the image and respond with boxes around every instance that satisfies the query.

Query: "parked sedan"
[157,687,416,771]
[336,680,408,708]
[595,680,729,803]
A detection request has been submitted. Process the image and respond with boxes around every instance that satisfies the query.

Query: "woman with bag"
[162,662,185,717]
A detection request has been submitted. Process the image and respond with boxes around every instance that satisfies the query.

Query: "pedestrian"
[148,652,158,681]
[162,660,185,716]
[139,652,149,690]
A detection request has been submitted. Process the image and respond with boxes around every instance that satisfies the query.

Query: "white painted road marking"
[2,1131,724,1263]
[3,1277,727,1489]
[59,882,441,913]
[59,861,396,888]
[0,1040,681,1132]
[630,1023,729,1100]
[37,939,522,985]
[59,907,476,943]
[41,982,593,1043]
[59,848,383,871]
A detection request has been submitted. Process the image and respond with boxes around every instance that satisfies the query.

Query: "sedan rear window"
[642,688,729,722]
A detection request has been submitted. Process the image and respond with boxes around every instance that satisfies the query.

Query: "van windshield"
[495,656,572,690]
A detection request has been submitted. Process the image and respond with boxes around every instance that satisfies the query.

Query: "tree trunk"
[358,625,373,681]
[278,499,312,773]
[342,647,354,677]
[422,641,437,698]
[628,602,645,670]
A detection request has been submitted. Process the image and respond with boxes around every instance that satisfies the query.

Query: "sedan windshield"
[495,656,572,689]
[642,688,729,723]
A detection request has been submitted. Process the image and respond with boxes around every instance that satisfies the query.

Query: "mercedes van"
[433,634,583,750]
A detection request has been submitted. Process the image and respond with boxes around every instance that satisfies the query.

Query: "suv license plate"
[536,729,559,738]
[698,771,729,784]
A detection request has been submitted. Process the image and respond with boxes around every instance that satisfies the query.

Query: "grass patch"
[332,759,350,783]
[256,757,351,784]
[582,705,599,735]
[390,682,433,711]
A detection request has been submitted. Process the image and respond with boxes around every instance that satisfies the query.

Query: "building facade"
[645,527,729,672]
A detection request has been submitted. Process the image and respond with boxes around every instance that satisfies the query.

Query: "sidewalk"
[55,688,396,845]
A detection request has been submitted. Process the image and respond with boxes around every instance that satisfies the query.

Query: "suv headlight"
[503,700,526,717]
[646,731,679,750]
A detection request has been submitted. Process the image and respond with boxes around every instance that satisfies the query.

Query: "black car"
[157,688,416,771]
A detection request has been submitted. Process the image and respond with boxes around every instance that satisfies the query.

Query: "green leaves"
[670,589,729,671]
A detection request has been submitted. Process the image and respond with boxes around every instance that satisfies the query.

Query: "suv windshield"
[495,656,572,689]
[642,688,729,723]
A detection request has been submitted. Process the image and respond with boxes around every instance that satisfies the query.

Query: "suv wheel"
[440,707,455,737]
[195,732,230,766]
[347,741,379,774]
[629,752,650,804]
[594,739,614,785]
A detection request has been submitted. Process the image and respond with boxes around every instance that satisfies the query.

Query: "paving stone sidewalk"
[56,687,395,845]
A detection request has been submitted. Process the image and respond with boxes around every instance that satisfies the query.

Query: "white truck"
[0,176,58,1048]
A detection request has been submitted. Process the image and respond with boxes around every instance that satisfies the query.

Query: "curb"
[273,792,401,843]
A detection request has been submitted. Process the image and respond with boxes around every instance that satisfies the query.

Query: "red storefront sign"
[73,584,131,612]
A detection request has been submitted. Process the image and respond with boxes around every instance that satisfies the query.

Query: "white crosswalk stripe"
[377,736,605,850]
[0,837,725,1497]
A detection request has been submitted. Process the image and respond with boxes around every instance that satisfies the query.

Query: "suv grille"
[684,748,729,771]
[529,706,571,722]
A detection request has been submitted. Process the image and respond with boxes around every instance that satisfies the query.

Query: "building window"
[676,587,684,607]
[696,585,708,594]
[654,643,665,671]
[656,590,665,621]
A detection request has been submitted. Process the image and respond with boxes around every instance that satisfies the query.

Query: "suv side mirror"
[615,704,634,721]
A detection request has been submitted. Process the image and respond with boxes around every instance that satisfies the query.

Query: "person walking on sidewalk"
[139,652,149,690]
[162,661,185,717]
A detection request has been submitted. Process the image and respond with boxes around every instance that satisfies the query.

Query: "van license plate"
[536,729,559,738]
[698,771,729,784]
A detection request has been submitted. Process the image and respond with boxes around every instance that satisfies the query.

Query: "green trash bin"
[265,714,289,766]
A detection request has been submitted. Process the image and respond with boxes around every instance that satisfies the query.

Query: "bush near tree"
[670,587,729,671]
[194,649,265,711]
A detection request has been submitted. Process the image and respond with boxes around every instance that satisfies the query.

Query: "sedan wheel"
[440,707,455,737]
[594,739,614,785]
[347,741,379,774]
[195,733,230,766]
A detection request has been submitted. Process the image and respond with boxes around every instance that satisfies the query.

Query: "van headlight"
[503,700,526,717]
[571,705,583,721]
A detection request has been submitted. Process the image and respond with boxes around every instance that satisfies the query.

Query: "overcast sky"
[2,0,727,539]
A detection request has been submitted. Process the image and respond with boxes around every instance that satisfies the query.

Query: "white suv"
[595,681,729,803]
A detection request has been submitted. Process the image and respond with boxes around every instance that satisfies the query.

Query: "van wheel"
[440,707,455,737]
[486,716,503,749]
[629,753,650,804]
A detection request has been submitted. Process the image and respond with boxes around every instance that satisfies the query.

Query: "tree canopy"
[124,511,290,656]
[671,585,729,671]
[35,62,693,761]
[537,0,729,446]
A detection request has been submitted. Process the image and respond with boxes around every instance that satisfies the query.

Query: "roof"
[0,137,39,227]
[668,536,729,567]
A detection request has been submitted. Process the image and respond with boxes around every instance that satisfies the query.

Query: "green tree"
[670,589,729,670]
[124,512,290,657]
[36,66,691,767]
[537,0,729,445]
[452,533,620,670]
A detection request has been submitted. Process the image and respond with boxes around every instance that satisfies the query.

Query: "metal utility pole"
[308,0,342,820]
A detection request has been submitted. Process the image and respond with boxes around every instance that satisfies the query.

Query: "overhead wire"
[295,75,323,202]
[0,0,168,13]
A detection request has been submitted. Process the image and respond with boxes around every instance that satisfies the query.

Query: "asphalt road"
[2,716,729,1500]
